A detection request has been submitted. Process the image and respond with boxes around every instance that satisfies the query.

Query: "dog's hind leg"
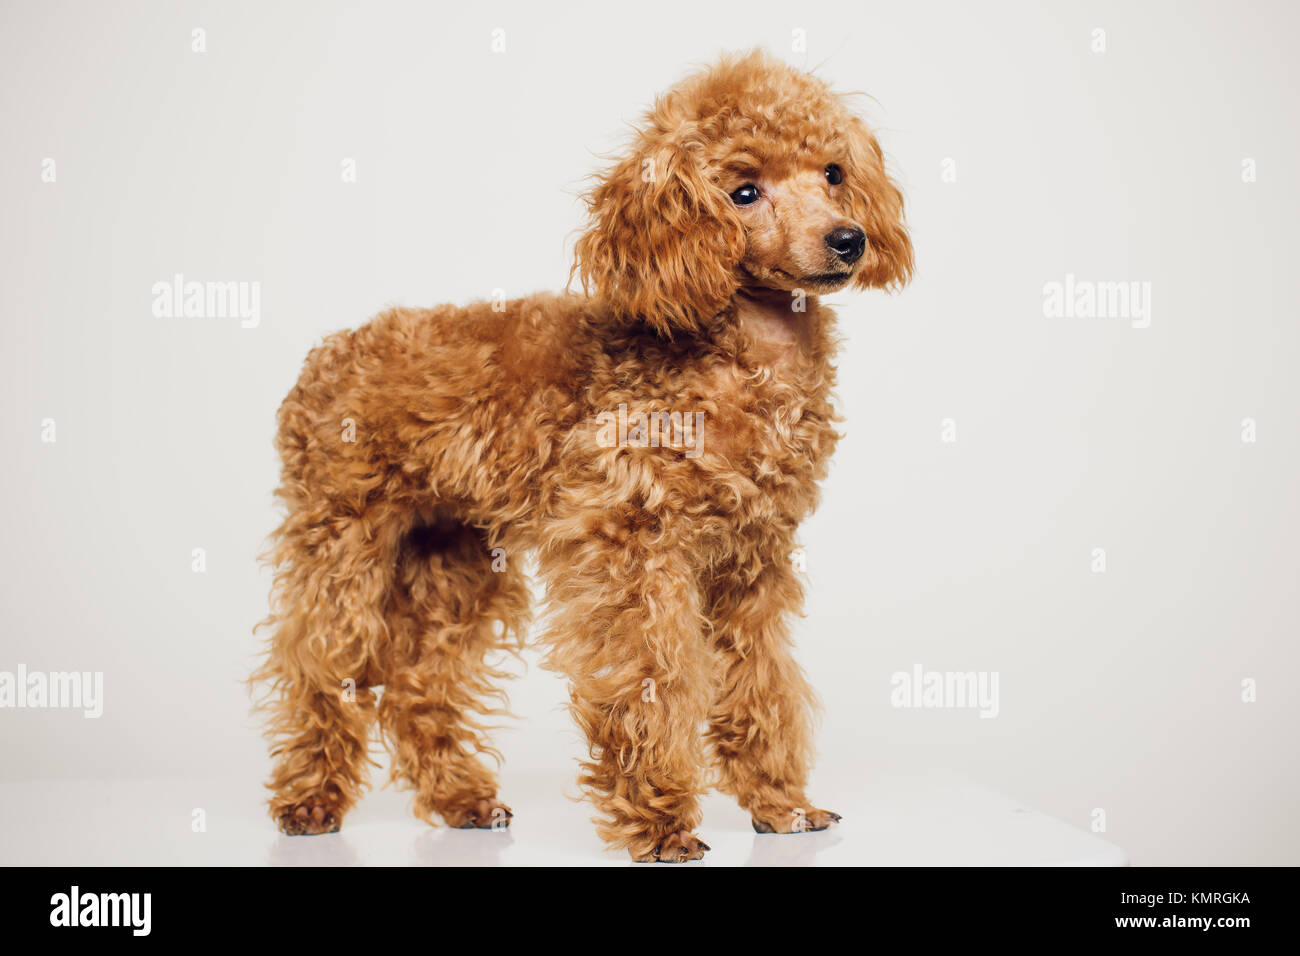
[378,520,529,829]
[254,507,402,835]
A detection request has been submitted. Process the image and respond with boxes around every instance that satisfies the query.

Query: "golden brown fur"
[251,49,912,862]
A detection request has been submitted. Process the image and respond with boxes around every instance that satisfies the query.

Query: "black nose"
[825,227,866,263]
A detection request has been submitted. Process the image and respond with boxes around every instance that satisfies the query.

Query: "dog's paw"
[633,830,710,863]
[277,804,342,836]
[751,806,841,834]
[442,796,513,830]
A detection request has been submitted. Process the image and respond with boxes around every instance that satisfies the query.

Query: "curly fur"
[251,49,912,861]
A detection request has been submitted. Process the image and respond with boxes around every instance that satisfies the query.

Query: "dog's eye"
[730,184,761,206]
[825,164,844,185]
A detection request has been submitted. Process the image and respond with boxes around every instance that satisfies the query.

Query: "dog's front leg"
[538,525,715,862]
[705,554,841,835]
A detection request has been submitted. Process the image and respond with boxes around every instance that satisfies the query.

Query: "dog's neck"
[727,287,828,373]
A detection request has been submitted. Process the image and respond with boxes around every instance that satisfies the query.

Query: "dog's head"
[575,49,913,337]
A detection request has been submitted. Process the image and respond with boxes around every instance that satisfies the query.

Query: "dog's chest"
[700,365,833,464]
[693,318,838,499]
[582,303,839,519]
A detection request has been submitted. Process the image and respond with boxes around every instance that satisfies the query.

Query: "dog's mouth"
[801,272,853,286]
[744,265,855,292]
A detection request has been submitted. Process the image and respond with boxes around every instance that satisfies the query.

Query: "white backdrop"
[1,0,1296,866]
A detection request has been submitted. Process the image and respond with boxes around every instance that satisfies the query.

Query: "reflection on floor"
[0,767,1126,866]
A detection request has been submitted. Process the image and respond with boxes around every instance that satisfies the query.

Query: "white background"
[1,0,1296,866]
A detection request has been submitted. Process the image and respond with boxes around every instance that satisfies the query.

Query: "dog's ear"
[840,114,914,291]
[574,131,745,337]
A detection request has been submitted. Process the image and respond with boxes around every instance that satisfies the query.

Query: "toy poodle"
[252,48,912,862]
